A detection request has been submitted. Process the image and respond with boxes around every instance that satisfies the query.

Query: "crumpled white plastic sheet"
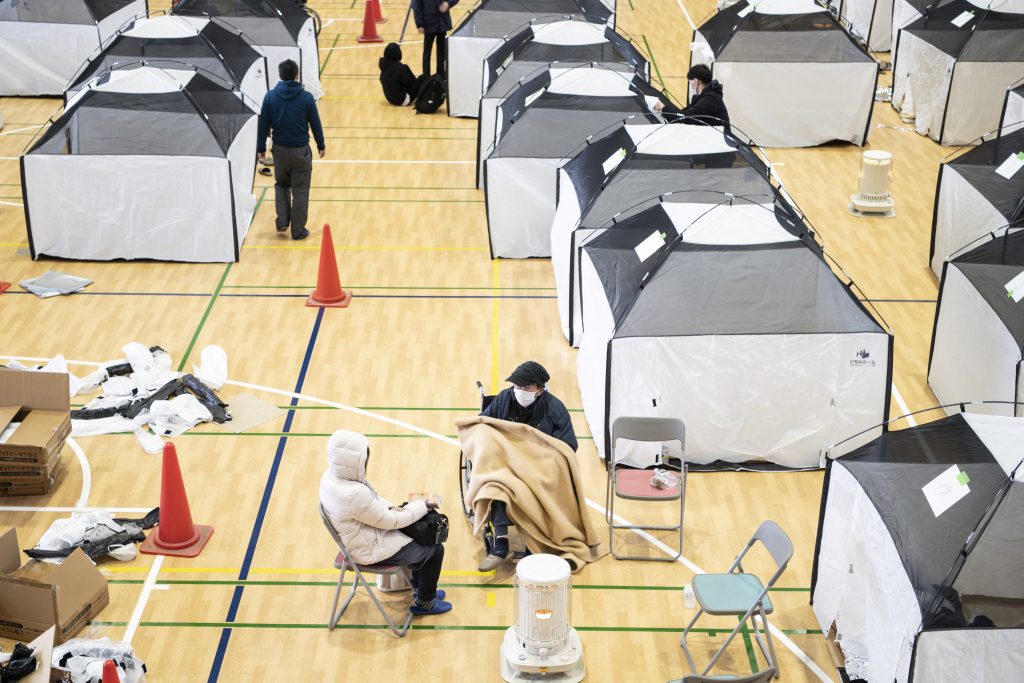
[147,394,212,437]
[193,344,227,390]
[52,638,148,683]
[35,511,137,563]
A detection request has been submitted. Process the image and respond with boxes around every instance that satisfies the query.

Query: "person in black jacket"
[412,0,459,77]
[379,43,420,106]
[658,64,730,132]
[477,360,577,571]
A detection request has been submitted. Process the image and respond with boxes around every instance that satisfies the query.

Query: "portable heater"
[850,150,895,217]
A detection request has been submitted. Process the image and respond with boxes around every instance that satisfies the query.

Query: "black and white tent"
[575,201,892,468]
[552,121,782,345]
[22,67,258,262]
[1002,79,1024,134]
[892,0,1024,146]
[476,18,648,180]
[0,0,148,96]
[929,127,1024,276]
[813,409,1024,683]
[172,0,321,99]
[692,0,877,147]
[448,0,615,117]
[828,0,893,50]
[66,15,269,105]
[483,66,668,258]
[929,228,1024,415]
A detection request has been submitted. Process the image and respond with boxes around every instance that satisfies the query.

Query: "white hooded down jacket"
[319,430,429,565]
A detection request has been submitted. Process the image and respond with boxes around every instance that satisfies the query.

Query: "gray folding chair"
[318,504,414,637]
[680,521,792,678]
[667,669,777,683]
[606,417,686,561]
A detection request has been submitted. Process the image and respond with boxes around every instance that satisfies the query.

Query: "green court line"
[319,33,342,76]
[627,0,634,8]
[642,35,664,86]
[739,617,759,673]
[85,620,821,636]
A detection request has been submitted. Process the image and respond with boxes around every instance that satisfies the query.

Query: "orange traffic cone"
[102,660,120,683]
[370,0,387,23]
[357,0,383,42]
[140,443,214,558]
[0,282,10,294]
[306,224,353,308]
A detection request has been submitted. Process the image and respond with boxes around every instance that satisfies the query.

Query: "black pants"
[381,541,445,604]
[486,500,512,556]
[422,32,447,77]
[272,144,312,237]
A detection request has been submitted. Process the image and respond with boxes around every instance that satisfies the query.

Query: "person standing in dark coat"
[477,360,577,571]
[257,59,326,241]
[657,64,730,133]
[412,0,459,78]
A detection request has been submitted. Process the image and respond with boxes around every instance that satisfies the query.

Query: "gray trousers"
[272,144,312,236]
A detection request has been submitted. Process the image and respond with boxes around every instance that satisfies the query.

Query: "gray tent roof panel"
[0,0,138,23]
[172,0,309,44]
[720,30,874,63]
[905,1,1024,60]
[491,100,653,158]
[952,229,1024,350]
[948,128,1024,222]
[454,0,612,36]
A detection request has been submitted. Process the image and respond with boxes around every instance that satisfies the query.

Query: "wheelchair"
[458,381,494,524]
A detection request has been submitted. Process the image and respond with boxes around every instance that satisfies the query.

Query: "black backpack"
[414,75,446,114]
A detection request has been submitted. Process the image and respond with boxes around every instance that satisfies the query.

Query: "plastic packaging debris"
[19,271,93,298]
[133,427,164,454]
[0,642,37,681]
[52,639,147,683]
[25,509,159,562]
[650,468,680,490]
[193,345,228,390]
[147,395,211,437]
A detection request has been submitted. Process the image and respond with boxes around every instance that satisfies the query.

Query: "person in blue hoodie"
[413,0,459,78]
[257,60,326,241]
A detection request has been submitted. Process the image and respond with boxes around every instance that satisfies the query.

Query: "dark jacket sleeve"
[412,0,424,27]
[398,64,416,92]
[480,389,509,418]
[307,95,326,151]
[256,94,272,154]
[547,397,578,452]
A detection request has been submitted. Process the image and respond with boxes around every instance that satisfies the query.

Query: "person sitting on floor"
[319,429,452,616]
[476,360,577,571]
[379,43,423,107]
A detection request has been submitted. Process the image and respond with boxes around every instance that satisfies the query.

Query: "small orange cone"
[102,660,120,683]
[370,0,387,23]
[307,224,352,308]
[140,443,214,558]
[357,0,383,42]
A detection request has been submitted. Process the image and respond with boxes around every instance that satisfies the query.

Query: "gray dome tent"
[0,0,148,95]
[814,409,1024,682]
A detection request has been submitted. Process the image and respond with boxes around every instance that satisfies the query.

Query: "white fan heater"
[850,150,895,217]
[500,554,585,682]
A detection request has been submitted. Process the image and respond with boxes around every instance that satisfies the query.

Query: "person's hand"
[417,27,424,33]
[653,101,665,112]
[439,1,449,11]
[257,152,266,162]
[318,148,326,159]
[425,494,442,509]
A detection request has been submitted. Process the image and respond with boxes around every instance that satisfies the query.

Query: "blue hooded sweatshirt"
[257,80,326,154]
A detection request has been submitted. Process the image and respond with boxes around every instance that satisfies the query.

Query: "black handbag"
[400,509,449,545]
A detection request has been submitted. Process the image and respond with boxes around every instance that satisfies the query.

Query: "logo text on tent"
[850,349,876,367]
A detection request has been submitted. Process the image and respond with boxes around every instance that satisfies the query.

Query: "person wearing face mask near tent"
[476,361,577,571]
[655,64,730,134]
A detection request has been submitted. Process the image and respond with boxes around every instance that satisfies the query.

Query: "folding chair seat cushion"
[692,573,773,615]
[615,468,681,500]
[334,551,402,573]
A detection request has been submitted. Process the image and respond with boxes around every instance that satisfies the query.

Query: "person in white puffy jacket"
[319,429,452,615]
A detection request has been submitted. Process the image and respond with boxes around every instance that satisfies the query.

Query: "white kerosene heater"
[500,554,585,682]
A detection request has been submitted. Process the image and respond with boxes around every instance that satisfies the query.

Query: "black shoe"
[276,224,288,233]
[258,167,272,177]
[292,228,310,241]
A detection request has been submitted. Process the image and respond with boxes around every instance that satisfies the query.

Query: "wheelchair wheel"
[458,450,475,523]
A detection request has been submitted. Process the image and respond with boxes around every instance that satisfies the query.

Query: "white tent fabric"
[262,26,322,99]
[911,629,1024,682]
[577,203,890,466]
[0,0,147,96]
[828,0,893,50]
[23,68,257,262]
[929,264,1024,416]
[1003,82,1024,134]
[930,166,1009,276]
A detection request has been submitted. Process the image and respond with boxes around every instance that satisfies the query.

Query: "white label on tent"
[1005,269,1024,303]
[994,152,1024,180]
[602,148,626,176]
[737,3,755,17]
[525,89,544,107]
[950,10,974,27]
[922,465,971,518]
[634,230,666,262]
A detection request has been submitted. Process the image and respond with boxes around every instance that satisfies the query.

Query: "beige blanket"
[457,416,602,571]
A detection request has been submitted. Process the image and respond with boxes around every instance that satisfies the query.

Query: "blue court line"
[206,307,326,683]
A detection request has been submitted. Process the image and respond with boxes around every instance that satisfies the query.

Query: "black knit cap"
[506,360,550,387]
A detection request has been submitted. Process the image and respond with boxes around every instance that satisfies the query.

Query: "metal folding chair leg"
[328,566,414,637]
[680,607,704,673]
[608,471,685,561]
[681,605,778,676]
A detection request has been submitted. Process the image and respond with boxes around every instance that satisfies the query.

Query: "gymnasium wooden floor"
[0,0,955,680]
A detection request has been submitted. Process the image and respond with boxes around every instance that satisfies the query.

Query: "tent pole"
[399,1,415,43]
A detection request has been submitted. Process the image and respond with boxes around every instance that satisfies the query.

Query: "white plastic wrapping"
[193,345,228,389]
[929,265,1022,414]
[52,638,147,683]
[931,166,1009,276]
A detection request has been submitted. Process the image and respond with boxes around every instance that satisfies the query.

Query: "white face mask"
[513,387,538,408]
[688,80,698,100]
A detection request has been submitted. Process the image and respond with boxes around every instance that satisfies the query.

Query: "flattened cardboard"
[0,370,69,412]
[0,371,71,468]
[0,529,109,643]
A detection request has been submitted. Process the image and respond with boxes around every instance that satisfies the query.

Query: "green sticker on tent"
[957,471,970,486]
[1017,152,1024,161]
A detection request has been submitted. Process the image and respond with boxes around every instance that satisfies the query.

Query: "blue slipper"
[410,599,452,616]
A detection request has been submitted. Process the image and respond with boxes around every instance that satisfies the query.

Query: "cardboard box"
[0,370,71,467]
[0,529,109,644]
[0,452,62,497]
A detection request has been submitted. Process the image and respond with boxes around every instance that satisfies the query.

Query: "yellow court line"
[490,259,500,393]
[243,244,487,252]
[0,243,28,247]
[486,591,497,607]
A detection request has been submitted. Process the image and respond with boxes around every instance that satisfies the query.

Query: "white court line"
[67,437,91,509]
[674,0,697,31]
[314,159,474,164]
[0,200,22,207]
[124,554,164,644]
[0,506,153,513]
[891,382,918,427]
[324,40,423,50]
[0,125,43,137]
[0,156,18,160]
[0,354,841,678]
